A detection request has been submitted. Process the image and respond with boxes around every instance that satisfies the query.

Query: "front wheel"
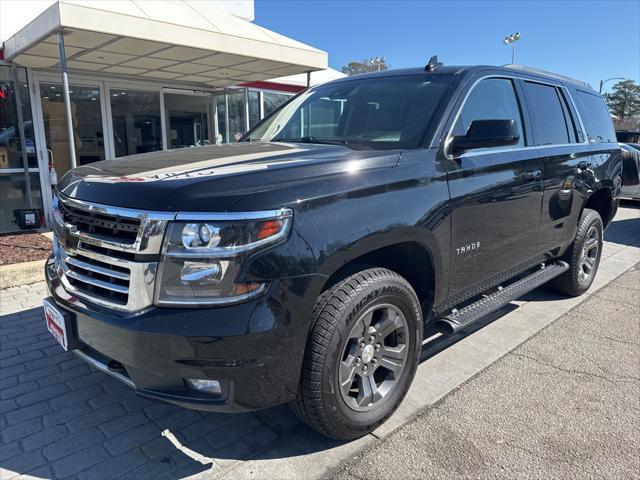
[552,208,603,296]
[292,268,422,440]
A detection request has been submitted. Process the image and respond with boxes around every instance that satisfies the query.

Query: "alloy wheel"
[338,303,409,412]
[579,225,600,282]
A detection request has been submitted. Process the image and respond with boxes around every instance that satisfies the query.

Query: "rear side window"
[575,91,617,143]
[523,82,570,145]
[453,78,525,149]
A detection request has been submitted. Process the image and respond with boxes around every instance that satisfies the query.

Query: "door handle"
[521,170,542,182]
[577,161,591,171]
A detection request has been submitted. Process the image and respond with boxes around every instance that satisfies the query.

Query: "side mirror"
[451,119,519,155]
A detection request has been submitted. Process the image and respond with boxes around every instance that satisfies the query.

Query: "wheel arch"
[317,236,440,320]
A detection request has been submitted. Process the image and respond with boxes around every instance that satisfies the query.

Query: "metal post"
[224,90,230,144]
[57,32,77,169]
[511,43,515,64]
[243,88,250,133]
[12,67,33,208]
[306,71,311,88]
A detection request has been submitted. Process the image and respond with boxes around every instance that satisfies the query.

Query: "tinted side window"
[453,78,525,149]
[523,82,569,145]
[576,91,617,143]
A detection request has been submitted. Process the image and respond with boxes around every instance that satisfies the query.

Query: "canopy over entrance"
[2,0,327,87]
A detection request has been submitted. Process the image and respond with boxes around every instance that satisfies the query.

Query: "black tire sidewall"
[572,211,604,292]
[321,280,421,435]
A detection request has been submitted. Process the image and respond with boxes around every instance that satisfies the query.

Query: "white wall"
[0,0,255,43]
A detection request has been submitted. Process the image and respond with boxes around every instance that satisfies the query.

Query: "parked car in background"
[620,143,640,199]
[44,62,622,440]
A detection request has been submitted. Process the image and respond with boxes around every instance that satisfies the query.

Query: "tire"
[552,208,603,296]
[291,268,423,440]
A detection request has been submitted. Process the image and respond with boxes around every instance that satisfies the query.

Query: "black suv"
[45,63,622,440]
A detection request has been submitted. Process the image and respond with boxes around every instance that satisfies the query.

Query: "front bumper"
[45,256,315,412]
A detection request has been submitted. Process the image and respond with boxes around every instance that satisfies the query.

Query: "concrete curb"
[0,259,46,290]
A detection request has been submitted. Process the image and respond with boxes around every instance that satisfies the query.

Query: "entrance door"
[163,89,213,149]
[37,81,106,179]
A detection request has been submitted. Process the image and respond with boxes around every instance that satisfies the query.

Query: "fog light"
[185,378,222,395]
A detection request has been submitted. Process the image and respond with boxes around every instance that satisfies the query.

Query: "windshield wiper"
[274,136,366,149]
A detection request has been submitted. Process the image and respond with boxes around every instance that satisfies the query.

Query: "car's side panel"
[242,148,452,310]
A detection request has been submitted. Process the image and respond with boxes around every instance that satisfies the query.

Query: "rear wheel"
[552,208,603,296]
[292,268,422,440]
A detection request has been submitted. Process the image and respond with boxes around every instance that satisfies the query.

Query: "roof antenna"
[425,55,443,72]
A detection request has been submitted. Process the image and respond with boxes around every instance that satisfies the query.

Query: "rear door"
[521,80,593,255]
[445,77,544,301]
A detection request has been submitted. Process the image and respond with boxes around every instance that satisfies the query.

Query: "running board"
[436,261,569,335]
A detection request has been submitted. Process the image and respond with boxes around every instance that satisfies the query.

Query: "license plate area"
[43,298,76,351]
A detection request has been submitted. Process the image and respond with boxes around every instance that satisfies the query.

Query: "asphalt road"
[332,263,640,480]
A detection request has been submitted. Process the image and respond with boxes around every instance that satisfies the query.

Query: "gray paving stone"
[0,441,22,462]
[43,427,104,461]
[43,402,92,428]
[104,423,161,456]
[1,417,43,443]
[0,381,38,401]
[15,384,68,408]
[37,364,90,388]
[98,410,148,437]
[67,403,126,434]
[51,445,110,478]
[76,447,148,480]
[0,448,47,478]
[4,401,51,426]
[49,384,103,410]
[21,425,68,453]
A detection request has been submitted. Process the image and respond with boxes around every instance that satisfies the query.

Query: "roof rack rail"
[503,64,591,88]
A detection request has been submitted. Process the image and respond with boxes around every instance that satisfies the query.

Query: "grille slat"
[64,255,131,281]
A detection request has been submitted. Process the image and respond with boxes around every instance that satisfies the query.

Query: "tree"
[604,79,640,119]
[341,57,389,76]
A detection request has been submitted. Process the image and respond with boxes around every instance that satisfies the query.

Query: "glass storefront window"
[216,95,226,144]
[40,83,105,177]
[0,65,43,233]
[0,173,44,232]
[248,90,260,129]
[110,89,162,157]
[1,67,38,169]
[164,92,211,149]
[263,91,292,117]
[227,90,246,142]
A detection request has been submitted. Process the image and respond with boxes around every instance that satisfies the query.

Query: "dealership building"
[0,0,343,233]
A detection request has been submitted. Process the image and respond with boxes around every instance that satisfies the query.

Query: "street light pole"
[503,32,521,64]
[599,77,626,94]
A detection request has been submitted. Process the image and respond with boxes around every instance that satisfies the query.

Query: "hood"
[57,143,400,211]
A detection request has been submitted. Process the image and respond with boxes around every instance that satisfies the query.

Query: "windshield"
[243,74,453,150]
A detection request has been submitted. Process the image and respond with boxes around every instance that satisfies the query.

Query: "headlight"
[155,209,292,306]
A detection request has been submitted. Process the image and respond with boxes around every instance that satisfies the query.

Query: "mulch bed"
[0,231,52,266]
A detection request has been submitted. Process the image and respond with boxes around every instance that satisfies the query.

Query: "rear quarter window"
[575,91,617,143]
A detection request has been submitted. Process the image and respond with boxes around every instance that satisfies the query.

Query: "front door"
[446,77,543,301]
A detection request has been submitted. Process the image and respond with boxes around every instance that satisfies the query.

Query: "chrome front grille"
[53,194,174,312]
[58,200,140,245]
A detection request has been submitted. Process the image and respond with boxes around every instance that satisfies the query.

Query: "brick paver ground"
[0,285,315,479]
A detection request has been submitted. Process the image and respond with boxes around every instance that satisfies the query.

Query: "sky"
[255,0,640,93]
